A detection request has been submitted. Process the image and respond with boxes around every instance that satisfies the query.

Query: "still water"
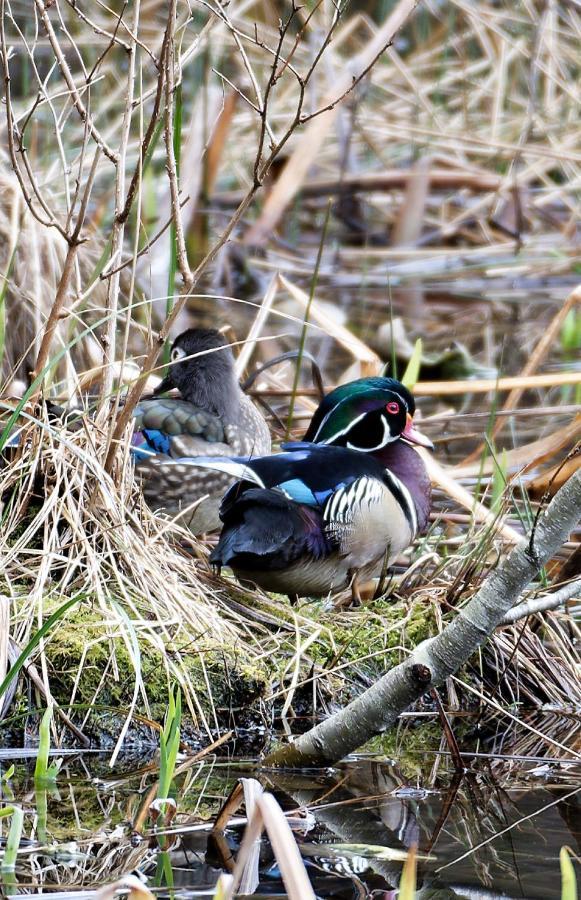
[1,717,579,899]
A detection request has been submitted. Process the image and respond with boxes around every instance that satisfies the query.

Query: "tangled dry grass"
[0,401,267,753]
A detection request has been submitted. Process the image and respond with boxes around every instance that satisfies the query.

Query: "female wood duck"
[186,377,433,603]
[132,328,271,534]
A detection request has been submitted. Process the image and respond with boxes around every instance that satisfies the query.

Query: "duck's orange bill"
[402,414,434,449]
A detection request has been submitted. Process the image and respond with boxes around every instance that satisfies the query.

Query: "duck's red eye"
[386,401,400,415]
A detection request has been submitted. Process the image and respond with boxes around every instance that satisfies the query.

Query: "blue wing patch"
[277,478,333,507]
[131,428,171,461]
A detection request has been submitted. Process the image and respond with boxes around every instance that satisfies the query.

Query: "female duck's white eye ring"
[386,401,400,415]
[170,346,186,363]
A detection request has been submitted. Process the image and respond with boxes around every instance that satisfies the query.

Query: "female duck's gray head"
[154,328,240,421]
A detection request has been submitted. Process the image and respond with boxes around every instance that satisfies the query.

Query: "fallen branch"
[212,167,503,206]
[500,578,580,625]
[265,469,581,767]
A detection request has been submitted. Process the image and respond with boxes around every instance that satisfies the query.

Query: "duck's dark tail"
[210,488,328,572]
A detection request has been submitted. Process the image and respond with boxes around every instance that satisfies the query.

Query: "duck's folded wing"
[166,449,369,509]
[132,398,226,461]
[157,456,266,486]
[210,488,330,571]
[133,398,225,441]
[170,455,338,508]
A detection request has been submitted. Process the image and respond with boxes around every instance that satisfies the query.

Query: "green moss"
[306,596,437,689]
[41,604,271,728]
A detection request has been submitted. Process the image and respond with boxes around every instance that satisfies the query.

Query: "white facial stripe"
[317,410,368,445]
[316,388,411,445]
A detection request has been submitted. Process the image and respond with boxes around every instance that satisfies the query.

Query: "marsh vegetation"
[0,0,579,896]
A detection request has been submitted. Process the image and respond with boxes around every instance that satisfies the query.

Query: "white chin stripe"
[383,469,417,535]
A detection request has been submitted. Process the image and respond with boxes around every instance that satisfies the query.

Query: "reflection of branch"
[437,783,581,873]
[266,470,581,767]
[500,578,580,625]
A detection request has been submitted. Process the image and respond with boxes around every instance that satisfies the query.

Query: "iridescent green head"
[304,377,433,451]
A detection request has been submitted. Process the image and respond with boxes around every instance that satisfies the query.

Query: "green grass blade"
[491,447,508,511]
[34,706,52,784]
[561,847,578,900]
[401,338,422,389]
[0,596,81,703]
[158,684,181,802]
[34,705,60,785]
[0,806,24,872]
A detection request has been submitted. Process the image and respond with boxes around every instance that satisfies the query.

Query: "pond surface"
[1,717,579,899]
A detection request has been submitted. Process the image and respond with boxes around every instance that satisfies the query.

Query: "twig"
[244,0,419,245]
[29,146,102,393]
[104,0,417,469]
[414,372,581,395]
[33,0,118,163]
[103,184,261,472]
[0,7,67,238]
[163,0,192,286]
[500,578,581,625]
[117,25,169,225]
[100,0,141,407]
[212,168,503,206]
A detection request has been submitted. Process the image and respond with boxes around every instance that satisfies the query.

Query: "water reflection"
[0,726,579,898]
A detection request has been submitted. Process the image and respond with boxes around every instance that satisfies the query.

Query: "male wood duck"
[186,377,433,603]
[132,328,271,534]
